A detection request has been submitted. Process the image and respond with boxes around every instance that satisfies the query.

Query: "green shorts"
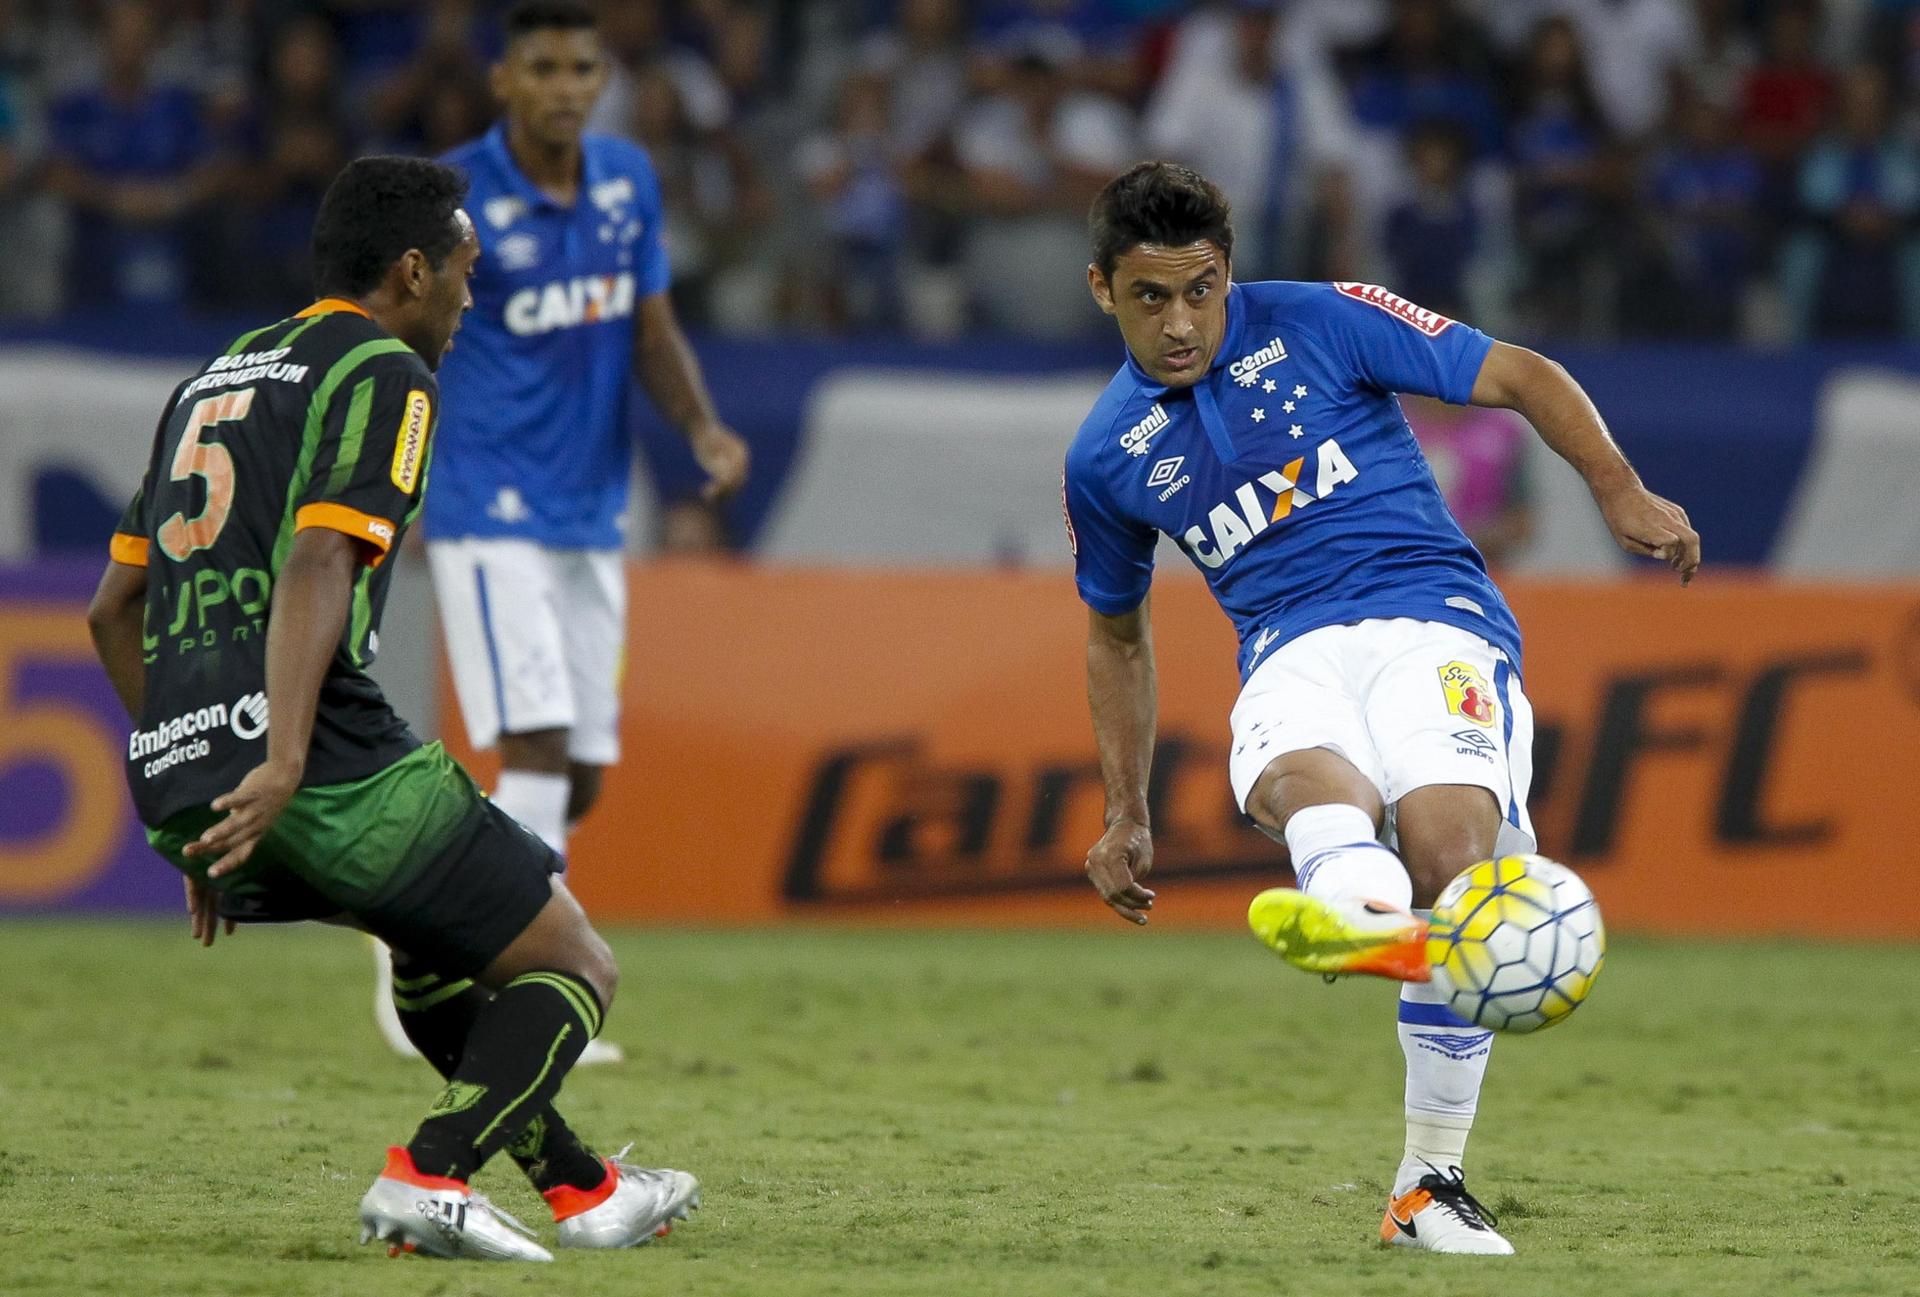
[147,742,559,976]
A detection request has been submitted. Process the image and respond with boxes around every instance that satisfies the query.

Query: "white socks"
[1281,804,1493,1195]
[1395,925,1494,1194]
[1281,803,1412,910]
[493,769,570,860]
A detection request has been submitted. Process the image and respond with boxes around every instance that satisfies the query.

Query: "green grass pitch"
[0,922,1914,1296]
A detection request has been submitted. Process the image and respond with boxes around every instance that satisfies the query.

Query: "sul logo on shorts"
[1438,661,1496,727]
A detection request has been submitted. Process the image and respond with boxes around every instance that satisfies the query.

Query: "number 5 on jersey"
[158,388,253,561]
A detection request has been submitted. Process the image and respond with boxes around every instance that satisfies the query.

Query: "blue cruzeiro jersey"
[1063,279,1523,682]
[425,124,671,549]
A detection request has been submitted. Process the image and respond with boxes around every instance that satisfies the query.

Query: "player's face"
[1089,241,1230,389]
[494,29,607,148]
[418,211,481,370]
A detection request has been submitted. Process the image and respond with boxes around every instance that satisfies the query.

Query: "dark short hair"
[504,0,596,43]
[311,156,469,298]
[1089,161,1234,279]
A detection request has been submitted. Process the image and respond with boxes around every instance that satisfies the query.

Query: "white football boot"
[1380,1166,1514,1255]
[547,1148,700,1250]
[358,1147,553,1261]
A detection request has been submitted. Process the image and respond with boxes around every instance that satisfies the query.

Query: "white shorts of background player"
[429,538,626,766]
[1227,617,1537,858]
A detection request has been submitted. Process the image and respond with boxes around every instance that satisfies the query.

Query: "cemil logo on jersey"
[504,273,636,336]
[1180,440,1359,569]
[391,390,431,492]
[1059,475,1078,556]
[1438,661,1497,726]
[1119,403,1169,456]
[1228,336,1288,387]
[1334,282,1455,337]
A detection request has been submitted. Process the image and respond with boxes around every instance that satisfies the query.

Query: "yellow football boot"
[1247,888,1431,982]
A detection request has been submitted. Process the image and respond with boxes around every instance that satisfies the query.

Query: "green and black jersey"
[114,299,440,827]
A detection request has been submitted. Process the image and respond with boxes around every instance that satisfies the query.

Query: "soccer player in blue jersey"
[390,0,748,1062]
[1065,163,1699,1255]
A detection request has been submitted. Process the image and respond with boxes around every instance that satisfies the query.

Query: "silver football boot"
[552,1149,700,1250]
[358,1147,553,1262]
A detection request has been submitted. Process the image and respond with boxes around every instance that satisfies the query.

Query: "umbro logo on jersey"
[1119,404,1169,456]
[1148,455,1190,501]
[496,233,540,271]
[1228,336,1288,387]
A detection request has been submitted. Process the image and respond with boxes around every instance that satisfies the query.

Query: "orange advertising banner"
[444,568,1920,939]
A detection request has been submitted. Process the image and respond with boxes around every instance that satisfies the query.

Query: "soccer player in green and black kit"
[86,156,697,1262]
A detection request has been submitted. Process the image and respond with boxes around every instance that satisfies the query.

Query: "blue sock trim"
[1294,842,1396,895]
[1397,1000,1481,1029]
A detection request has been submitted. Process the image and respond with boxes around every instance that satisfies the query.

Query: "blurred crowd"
[0,0,1916,343]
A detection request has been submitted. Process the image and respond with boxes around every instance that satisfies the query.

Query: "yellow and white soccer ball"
[1427,854,1606,1033]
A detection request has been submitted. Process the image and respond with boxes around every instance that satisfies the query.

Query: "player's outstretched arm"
[87,558,149,719]
[634,292,750,502]
[1084,601,1158,926]
[186,528,359,879]
[1469,341,1701,584]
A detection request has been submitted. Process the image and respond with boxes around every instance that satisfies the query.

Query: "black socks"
[393,963,608,1189]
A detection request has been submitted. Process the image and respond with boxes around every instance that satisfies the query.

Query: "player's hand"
[1595,480,1701,585]
[688,419,750,503]
[1085,818,1156,926]
[184,874,235,948]
[184,757,302,879]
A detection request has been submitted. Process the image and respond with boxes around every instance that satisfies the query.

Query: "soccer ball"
[1427,854,1605,1033]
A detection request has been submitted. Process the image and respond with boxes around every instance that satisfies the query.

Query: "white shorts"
[1228,618,1536,856]
[428,538,626,765]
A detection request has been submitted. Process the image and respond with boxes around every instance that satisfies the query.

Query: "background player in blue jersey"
[1064,163,1699,1256]
[390,1,749,1063]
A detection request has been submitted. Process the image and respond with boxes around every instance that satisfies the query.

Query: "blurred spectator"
[1382,119,1480,320]
[1624,79,1763,337]
[1143,0,1358,280]
[628,57,768,327]
[1687,0,1759,108]
[1779,63,1920,339]
[798,70,907,332]
[1341,0,1503,161]
[1741,0,1835,171]
[1507,15,1619,337]
[859,0,968,161]
[364,0,493,154]
[0,0,61,317]
[219,15,354,307]
[1404,395,1533,569]
[587,0,730,143]
[1488,0,1700,141]
[44,0,229,308]
[954,34,1133,336]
